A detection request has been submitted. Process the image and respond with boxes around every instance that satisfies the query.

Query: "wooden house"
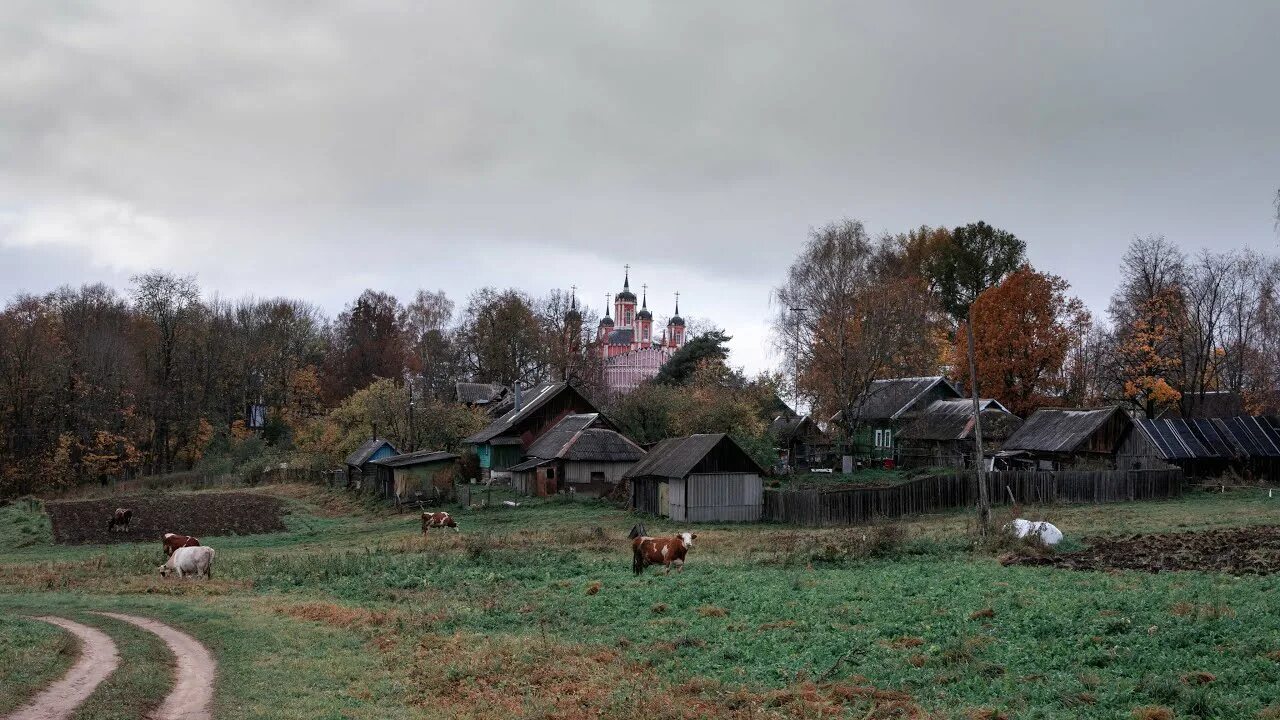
[370,450,460,502]
[344,437,400,490]
[767,415,831,471]
[509,413,646,497]
[625,434,765,522]
[896,399,1021,469]
[1000,406,1138,470]
[463,382,600,482]
[1134,416,1280,480]
[833,377,962,460]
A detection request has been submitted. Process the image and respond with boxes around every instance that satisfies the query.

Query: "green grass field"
[1,484,1278,719]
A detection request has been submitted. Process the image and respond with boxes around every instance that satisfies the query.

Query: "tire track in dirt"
[94,613,215,720]
[4,617,120,720]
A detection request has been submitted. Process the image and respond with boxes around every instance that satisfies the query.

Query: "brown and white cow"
[107,508,132,533]
[162,533,201,557]
[421,511,459,534]
[632,532,697,575]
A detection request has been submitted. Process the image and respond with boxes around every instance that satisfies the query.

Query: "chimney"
[514,384,523,413]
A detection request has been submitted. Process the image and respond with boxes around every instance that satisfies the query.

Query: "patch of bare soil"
[1002,525,1280,575]
[45,493,287,545]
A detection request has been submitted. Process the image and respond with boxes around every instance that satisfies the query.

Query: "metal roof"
[623,433,764,479]
[372,450,459,468]
[1001,406,1125,453]
[345,438,400,467]
[897,406,1022,441]
[1136,416,1280,460]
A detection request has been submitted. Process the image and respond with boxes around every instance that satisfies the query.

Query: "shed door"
[658,482,670,517]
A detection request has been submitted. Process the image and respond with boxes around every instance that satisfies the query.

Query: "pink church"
[596,269,687,394]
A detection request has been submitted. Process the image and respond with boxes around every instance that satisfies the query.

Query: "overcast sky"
[2,1,1277,375]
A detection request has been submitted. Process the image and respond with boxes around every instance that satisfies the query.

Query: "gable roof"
[842,376,961,423]
[767,415,827,442]
[623,433,765,479]
[465,382,594,444]
[521,413,644,463]
[1002,406,1126,453]
[372,450,459,468]
[345,437,401,467]
[456,382,508,405]
[897,403,1022,441]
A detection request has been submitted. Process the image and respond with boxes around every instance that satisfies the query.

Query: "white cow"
[157,545,216,579]
[1007,519,1064,546]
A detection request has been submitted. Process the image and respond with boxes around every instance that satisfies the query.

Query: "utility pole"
[407,379,416,452]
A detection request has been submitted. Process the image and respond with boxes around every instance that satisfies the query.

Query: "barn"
[896,399,1022,469]
[625,433,765,522]
[464,382,601,482]
[509,413,646,497]
[1134,415,1280,481]
[1000,406,1139,471]
[371,450,460,502]
[344,437,401,490]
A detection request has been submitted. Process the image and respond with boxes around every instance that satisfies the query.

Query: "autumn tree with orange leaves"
[956,266,1091,417]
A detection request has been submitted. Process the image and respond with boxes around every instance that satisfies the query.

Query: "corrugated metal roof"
[345,438,400,467]
[1002,406,1125,453]
[372,450,459,468]
[524,414,600,458]
[623,433,764,479]
[509,457,554,472]
[1137,415,1280,460]
[465,382,573,444]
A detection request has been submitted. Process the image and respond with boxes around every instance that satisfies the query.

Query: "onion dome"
[636,287,652,320]
[599,295,614,327]
[668,294,684,326]
[614,266,637,302]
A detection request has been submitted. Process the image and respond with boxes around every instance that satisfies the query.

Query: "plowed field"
[1003,525,1280,575]
[46,493,287,544]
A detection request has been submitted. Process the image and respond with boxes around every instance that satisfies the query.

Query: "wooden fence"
[762,469,1184,527]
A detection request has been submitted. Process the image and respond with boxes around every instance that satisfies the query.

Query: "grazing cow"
[107,508,132,533]
[632,532,697,575]
[162,533,201,557]
[421,511,459,534]
[157,545,215,579]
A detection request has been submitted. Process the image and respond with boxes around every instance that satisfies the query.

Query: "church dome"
[599,315,614,327]
[615,289,636,302]
[637,307,652,320]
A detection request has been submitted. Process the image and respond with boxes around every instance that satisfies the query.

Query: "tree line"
[773,221,1280,423]
[0,277,609,495]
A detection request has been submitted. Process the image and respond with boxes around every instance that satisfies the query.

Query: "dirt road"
[4,617,120,720]
[95,613,216,720]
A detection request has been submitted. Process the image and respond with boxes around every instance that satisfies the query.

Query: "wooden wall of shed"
[631,477,663,515]
[563,461,633,497]
[1114,427,1176,473]
[669,472,762,523]
[1085,411,1132,454]
[392,462,458,499]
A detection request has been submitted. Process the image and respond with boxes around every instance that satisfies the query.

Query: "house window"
[875,430,883,447]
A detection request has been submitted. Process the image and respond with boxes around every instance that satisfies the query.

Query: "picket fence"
[762,468,1184,527]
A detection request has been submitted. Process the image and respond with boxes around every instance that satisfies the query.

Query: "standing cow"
[162,533,201,557]
[158,545,216,579]
[632,532,697,575]
[107,508,132,533]
[421,511,459,534]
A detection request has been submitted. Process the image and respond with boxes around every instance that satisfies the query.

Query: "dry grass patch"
[274,601,402,630]
[1132,707,1174,720]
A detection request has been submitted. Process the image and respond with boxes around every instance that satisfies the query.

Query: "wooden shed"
[508,413,646,498]
[371,450,460,502]
[1134,415,1280,480]
[767,415,831,471]
[1000,406,1134,470]
[624,434,765,522]
[344,437,400,490]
